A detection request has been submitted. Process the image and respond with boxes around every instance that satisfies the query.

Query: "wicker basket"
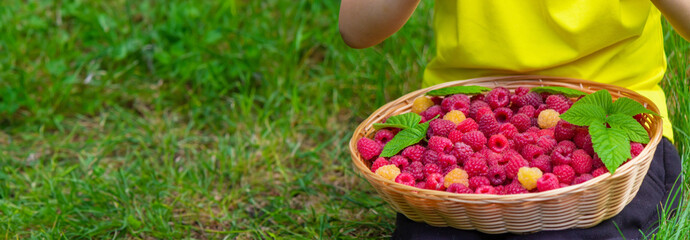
[349,75,663,234]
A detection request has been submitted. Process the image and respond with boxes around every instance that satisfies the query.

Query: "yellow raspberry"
[375,165,401,181]
[517,167,543,190]
[443,110,466,125]
[411,96,435,114]
[538,109,561,129]
[444,168,469,188]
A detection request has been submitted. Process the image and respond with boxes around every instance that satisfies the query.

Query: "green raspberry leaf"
[606,113,650,144]
[609,97,659,117]
[373,112,422,130]
[575,90,613,114]
[589,120,631,174]
[560,103,606,126]
[380,121,430,157]
[426,86,492,96]
[530,86,587,97]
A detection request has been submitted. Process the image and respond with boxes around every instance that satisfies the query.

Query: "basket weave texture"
[349,75,663,234]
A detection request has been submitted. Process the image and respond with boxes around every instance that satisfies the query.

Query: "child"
[340,0,688,239]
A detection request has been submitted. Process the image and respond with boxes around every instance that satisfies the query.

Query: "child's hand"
[652,0,690,41]
[339,0,421,49]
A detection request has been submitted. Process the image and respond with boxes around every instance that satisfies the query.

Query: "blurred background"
[0,1,687,239]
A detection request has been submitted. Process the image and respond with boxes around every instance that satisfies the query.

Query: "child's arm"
[339,0,421,49]
[652,0,690,41]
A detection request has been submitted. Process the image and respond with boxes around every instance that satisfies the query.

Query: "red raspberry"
[457,118,479,133]
[390,155,410,171]
[478,114,500,137]
[546,94,572,114]
[537,136,557,154]
[570,149,592,174]
[573,173,594,185]
[441,94,471,115]
[404,161,425,180]
[425,173,445,190]
[487,166,507,186]
[516,92,543,108]
[424,163,441,178]
[357,138,383,160]
[469,101,490,119]
[527,126,541,134]
[486,87,511,109]
[462,131,487,151]
[633,113,646,125]
[402,145,425,162]
[510,113,531,132]
[557,140,577,151]
[592,167,609,177]
[631,142,644,158]
[521,144,545,161]
[574,128,594,156]
[429,119,456,137]
[448,130,464,143]
[421,105,443,122]
[415,181,426,189]
[554,120,576,141]
[505,155,529,179]
[553,165,576,184]
[535,104,549,118]
[451,142,474,165]
[505,181,529,194]
[493,107,513,124]
[374,129,395,144]
[515,87,530,96]
[494,185,505,195]
[476,185,497,194]
[464,156,489,177]
[371,157,391,172]
[559,183,570,188]
[538,129,555,138]
[431,96,443,105]
[537,173,560,192]
[531,155,552,173]
[475,107,494,120]
[438,154,458,168]
[395,173,416,186]
[513,132,536,150]
[471,94,486,102]
[469,176,491,190]
[421,149,439,165]
[517,105,536,118]
[499,123,519,139]
[428,136,454,153]
[488,134,509,153]
[551,145,574,166]
[592,154,605,169]
[447,183,473,194]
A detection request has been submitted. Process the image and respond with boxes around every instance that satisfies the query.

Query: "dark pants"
[393,137,682,240]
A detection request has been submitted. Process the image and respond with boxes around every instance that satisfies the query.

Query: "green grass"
[0,0,687,239]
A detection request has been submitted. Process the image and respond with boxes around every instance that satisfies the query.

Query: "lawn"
[0,0,688,239]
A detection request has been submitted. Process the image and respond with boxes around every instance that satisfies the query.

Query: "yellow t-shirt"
[423,0,673,141]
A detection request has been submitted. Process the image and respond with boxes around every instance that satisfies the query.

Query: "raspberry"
[424,163,441,177]
[412,96,436,114]
[469,101,490,119]
[517,105,536,118]
[457,118,479,133]
[404,161,425,180]
[476,185,497,194]
[402,145,425,162]
[421,105,443,122]
[554,120,576,141]
[464,156,489,177]
[499,123,519,139]
[421,149,439,165]
[573,173,593,185]
[425,173,445,190]
[513,132,536,150]
[631,142,644,158]
[551,144,574,166]
[462,131,487,151]
[429,119,456,137]
[447,183,473,194]
[518,167,543,190]
[535,104,549,118]
[468,176,491,190]
[592,154,605,169]
[538,109,560,129]
[431,96,443,105]
[516,92,543,108]
[494,185,505,195]
[574,128,594,155]
[444,168,469,188]
[505,181,529,194]
[570,149,592,174]
[510,113,532,132]
[448,130,464,143]
[375,165,401,181]
[493,107,513,124]
[527,126,541,134]
[515,87,530,96]
[395,173,416,186]
[390,155,410,171]
[371,157,391,172]
[537,136,557,154]
[475,107,494,119]
[557,140,577,151]
[592,167,609,177]
[374,129,395,144]
[415,181,426,189]
[478,114,500,137]
[521,144,545,161]
[357,138,383,160]
[487,166,507,186]
[531,155,552,173]
[471,94,486,102]
[546,94,572,114]
[488,134,509,153]
[538,129,555,138]
[451,142,474,165]
[428,136,454,153]
[537,173,560,192]
[438,154,458,168]
[443,110,466,125]
[505,154,529,179]
[441,94,471,115]
[553,165,575,184]
[486,87,511,109]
